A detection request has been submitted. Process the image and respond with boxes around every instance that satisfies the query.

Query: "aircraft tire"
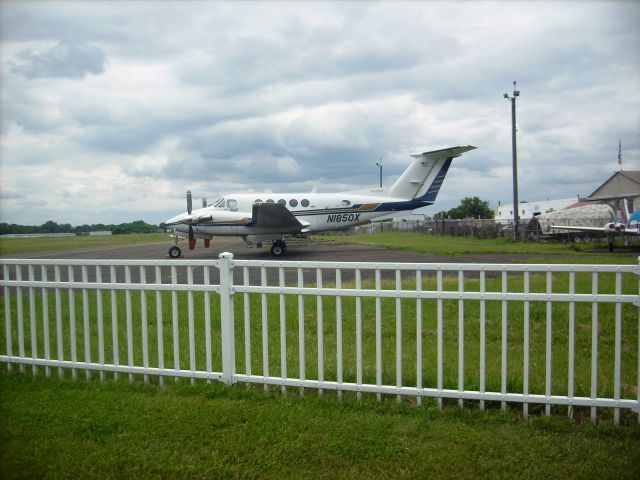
[271,240,286,257]
[169,246,182,258]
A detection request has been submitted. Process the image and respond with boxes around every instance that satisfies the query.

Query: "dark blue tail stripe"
[414,157,453,202]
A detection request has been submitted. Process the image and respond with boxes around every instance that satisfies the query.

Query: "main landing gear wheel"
[270,240,287,257]
[168,246,182,258]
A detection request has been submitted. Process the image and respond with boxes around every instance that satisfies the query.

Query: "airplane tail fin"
[389,146,476,202]
[621,198,630,225]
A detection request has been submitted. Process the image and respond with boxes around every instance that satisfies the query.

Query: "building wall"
[494,197,579,225]
[589,171,640,200]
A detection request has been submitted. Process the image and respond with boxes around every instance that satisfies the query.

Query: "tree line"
[0,220,160,235]
[1,197,495,236]
[435,196,494,220]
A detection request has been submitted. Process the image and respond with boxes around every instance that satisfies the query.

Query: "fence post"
[637,256,640,425]
[218,252,236,386]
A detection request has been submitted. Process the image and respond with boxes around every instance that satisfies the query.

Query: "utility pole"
[376,157,383,188]
[504,81,520,239]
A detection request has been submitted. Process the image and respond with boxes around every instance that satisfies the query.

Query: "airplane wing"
[551,224,640,235]
[250,202,310,232]
[551,225,609,234]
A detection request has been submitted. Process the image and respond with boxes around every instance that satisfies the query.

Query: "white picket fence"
[1,254,639,424]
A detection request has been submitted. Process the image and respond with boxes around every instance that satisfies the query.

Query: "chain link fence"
[336,217,638,244]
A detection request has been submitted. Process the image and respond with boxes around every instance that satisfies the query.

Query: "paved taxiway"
[1,236,539,263]
[1,237,542,286]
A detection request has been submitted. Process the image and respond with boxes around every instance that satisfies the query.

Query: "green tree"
[447,197,494,219]
[40,220,61,233]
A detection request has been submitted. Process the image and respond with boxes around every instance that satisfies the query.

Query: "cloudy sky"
[1,0,639,226]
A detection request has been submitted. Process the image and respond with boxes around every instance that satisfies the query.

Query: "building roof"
[588,171,640,200]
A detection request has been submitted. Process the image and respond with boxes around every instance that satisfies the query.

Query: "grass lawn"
[1,373,639,480]
[1,231,639,478]
[323,231,640,263]
[0,233,168,256]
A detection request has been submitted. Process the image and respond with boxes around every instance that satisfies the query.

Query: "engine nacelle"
[606,222,626,233]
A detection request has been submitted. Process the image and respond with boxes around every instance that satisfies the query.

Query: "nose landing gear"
[167,234,183,258]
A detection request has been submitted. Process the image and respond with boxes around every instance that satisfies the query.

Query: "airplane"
[551,199,640,252]
[165,145,476,257]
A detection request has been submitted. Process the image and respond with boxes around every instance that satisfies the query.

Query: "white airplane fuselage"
[165,145,476,256]
[170,192,425,237]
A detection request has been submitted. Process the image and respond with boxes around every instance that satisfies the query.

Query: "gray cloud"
[1,1,639,225]
[11,42,106,79]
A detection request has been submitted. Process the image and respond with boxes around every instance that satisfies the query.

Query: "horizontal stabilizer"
[410,145,476,159]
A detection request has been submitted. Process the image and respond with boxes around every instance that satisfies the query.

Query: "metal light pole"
[503,81,520,239]
[376,158,383,188]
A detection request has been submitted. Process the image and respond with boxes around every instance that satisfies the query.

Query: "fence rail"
[1,255,639,424]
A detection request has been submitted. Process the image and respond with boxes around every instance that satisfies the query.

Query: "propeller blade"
[188,224,196,250]
[187,190,193,215]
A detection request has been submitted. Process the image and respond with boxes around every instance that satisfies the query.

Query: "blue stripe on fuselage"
[372,200,433,212]
[292,200,432,217]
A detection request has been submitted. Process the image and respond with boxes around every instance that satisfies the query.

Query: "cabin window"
[301,199,310,207]
[266,199,275,203]
[289,199,298,207]
[277,199,286,205]
[227,199,238,211]
[341,200,351,207]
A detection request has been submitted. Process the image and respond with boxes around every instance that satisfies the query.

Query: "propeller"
[186,190,196,250]
[182,191,213,250]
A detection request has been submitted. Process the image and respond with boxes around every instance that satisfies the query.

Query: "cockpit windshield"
[209,197,226,208]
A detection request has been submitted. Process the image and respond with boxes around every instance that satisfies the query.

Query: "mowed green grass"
[325,231,640,263]
[2,272,640,478]
[1,232,640,478]
[0,233,168,255]
[2,373,640,480]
